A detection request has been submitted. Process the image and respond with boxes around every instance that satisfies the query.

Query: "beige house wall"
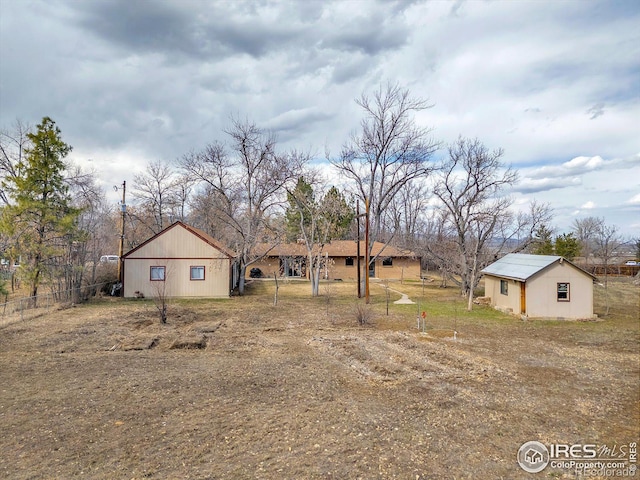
[247,258,283,278]
[329,257,421,281]
[247,255,420,281]
[123,258,231,298]
[123,225,231,298]
[484,276,522,314]
[483,261,594,319]
[526,262,594,319]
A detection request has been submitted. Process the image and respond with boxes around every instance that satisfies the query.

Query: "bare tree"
[150,262,173,324]
[431,137,551,310]
[131,160,178,234]
[420,209,458,287]
[187,183,237,246]
[386,178,431,250]
[572,216,602,267]
[331,82,438,270]
[180,118,305,294]
[592,219,623,316]
[65,165,114,300]
[287,177,354,296]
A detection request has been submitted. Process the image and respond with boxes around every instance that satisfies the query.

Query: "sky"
[1,0,639,238]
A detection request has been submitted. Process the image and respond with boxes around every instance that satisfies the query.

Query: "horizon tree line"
[0,84,635,305]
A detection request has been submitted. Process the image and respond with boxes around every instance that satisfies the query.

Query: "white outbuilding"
[481,253,597,320]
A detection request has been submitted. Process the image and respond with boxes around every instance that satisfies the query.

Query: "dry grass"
[0,278,638,479]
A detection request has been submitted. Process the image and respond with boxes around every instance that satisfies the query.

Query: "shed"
[122,222,237,298]
[480,253,597,319]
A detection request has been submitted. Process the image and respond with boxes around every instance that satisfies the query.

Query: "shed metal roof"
[481,253,569,281]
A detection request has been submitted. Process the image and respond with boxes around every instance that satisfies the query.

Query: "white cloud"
[1,0,639,236]
[581,201,596,209]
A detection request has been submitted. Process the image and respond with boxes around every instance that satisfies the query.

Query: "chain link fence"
[0,282,110,328]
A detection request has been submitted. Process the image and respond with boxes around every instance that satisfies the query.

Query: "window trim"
[150,266,166,281]
[557,282,570,302]
[190,265,205,281]
[500,279,508,295]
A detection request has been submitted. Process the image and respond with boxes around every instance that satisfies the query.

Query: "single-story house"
[122,221,237,298]
[480,253,597,319]
[249,240,420,281]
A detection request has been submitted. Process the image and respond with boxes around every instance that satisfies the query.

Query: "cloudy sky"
[1,0,639,237]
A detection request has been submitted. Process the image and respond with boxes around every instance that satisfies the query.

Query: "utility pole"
[116,181,126,293]
[365,197,370,304]
[356,200,361,298]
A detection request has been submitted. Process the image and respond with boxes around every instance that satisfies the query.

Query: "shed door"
[520,281,526,314]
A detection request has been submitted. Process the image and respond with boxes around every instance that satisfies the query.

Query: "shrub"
[354,302,375,326]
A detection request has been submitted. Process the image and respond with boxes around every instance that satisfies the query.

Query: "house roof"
[255,240,417,258]
[122,221,235,259]
[480,253,596,282]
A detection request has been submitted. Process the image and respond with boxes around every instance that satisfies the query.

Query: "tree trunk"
[237,265,247,295]
[309,253,321,297]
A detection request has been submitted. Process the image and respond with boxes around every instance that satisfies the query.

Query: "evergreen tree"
[320,186,354,240]
[0,117,80,301]
[531,225,554,255]
[284,177,314,241]
[554,232,581,260]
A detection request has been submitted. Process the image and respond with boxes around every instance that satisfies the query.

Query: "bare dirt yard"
[1,278,638,479]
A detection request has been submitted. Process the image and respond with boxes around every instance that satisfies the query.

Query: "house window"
[557,282,570,301]
[150,266,165,281]
[500,279,508,295]
[190,266,205,281]
[382,257,393,267]
[345,257,354,266]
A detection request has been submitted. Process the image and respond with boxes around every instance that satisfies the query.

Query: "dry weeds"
[0,278,638,479]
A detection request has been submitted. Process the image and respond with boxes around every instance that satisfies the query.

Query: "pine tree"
[284,177,314,241]
[532,225,554,255]
[0,117,80,301]
[320,186,354,240]
[554,233,581,260]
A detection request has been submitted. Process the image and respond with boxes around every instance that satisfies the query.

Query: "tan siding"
[123,224,231,298]
[124,258,230,298]
[373,258,421,281]
[247,256,420,281]
[483,261,594,319]
[484,276,521,314]
[526,262,593,318]
[125,226,228,260]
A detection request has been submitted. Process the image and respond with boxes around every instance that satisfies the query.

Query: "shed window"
[557,282,570,301]
[345,257,354,266]
[150,266,165,281]
[382,257,393,267]
[190,266,205,281]
[500,279,508,295]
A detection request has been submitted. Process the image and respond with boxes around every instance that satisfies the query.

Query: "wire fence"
[0,282,110,328]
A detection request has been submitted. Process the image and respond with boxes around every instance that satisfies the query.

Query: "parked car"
[100,255,119,263]
[624,261,638,266]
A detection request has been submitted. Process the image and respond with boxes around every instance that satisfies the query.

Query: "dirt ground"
[0,278,638,479]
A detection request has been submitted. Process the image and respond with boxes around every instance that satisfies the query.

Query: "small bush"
[354,302,375,326]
